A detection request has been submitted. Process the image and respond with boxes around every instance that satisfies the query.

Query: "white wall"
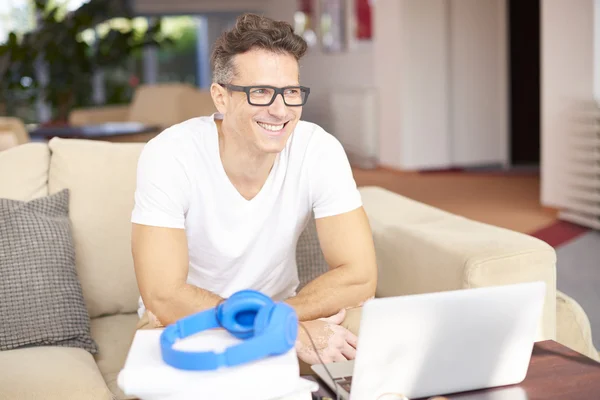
[373,0,404,168]
[595,0,600,101]
[374,0,507,170]
[541,0,594,207]
[373,0,451,170]
[399,0,452,169]
[449,0,508,166]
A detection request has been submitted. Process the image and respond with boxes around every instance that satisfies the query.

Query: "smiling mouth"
[256,121,288,134]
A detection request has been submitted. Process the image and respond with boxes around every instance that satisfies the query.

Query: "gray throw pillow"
[0,189,98,354]
[296,214,329,290]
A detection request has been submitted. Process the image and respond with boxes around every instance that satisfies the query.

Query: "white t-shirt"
[131,113,362,317]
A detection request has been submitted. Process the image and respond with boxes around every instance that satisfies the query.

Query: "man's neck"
[216,120,277,200]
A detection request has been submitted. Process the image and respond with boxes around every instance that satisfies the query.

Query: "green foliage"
[0,0,173,122]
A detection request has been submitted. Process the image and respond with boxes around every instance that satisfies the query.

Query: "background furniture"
[0,117,29,151]
[68,83,217,129]
[28,123,162,143]
[0,138,597,400]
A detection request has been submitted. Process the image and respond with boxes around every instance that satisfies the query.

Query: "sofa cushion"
[91,313,140,400]
[296,214,329,290]
[48,138,144,318]
[0,346,113,400]
[0,142,49,200]
[0,189,97,354]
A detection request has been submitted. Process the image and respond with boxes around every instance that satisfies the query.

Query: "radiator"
[558,102,600,229]
[329,87,379,169]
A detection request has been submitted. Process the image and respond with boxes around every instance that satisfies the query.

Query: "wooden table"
[28,122,161,143]
[306,340,600,400]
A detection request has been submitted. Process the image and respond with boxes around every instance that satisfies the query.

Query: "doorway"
[508,0,541,166]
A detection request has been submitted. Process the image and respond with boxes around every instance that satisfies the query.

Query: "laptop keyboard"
[333,376,353,392]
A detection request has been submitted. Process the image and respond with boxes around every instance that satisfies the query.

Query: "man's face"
[216,48,303,155]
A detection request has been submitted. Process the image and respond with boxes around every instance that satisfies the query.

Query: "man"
[130,13,377,367]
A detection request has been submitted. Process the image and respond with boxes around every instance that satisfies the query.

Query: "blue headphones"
[159,290,298,370]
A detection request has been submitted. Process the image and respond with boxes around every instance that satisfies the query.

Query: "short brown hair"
[210,13,308,84]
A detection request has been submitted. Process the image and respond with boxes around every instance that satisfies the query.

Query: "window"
[0,0,90,42]
[0,0,35,42]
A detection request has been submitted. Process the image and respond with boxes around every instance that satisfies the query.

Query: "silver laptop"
[311,281,545,399]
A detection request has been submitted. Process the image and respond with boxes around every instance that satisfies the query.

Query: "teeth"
[257,122,284,131]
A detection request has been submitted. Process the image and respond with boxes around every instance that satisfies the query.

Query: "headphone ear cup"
[261,303,298,355]
[219,290,273,339]
[253,302,275,336]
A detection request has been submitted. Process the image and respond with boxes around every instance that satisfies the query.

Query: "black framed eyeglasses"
[219,83,310,106]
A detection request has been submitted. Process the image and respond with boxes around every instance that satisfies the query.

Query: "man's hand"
[296,308,358,364]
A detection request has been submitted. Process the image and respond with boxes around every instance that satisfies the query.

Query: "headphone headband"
[159,290,298,371]
[160,309,224,370]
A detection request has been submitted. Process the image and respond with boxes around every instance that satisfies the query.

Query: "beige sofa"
[0,138,597,400]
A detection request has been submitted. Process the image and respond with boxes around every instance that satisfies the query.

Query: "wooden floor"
[352,168,558,234]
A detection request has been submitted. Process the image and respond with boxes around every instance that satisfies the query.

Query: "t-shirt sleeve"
[309,130,362,219]
[131,139,190,229]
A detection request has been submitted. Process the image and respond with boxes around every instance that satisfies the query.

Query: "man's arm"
[286,206,377,321]
[131,223,223,326]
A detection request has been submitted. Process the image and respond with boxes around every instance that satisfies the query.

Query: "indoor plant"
[0,0,170,124]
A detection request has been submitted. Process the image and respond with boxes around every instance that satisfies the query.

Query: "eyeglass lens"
[248,87,307,105]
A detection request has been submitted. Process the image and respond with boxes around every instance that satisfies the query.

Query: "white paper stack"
[118,329,318,400]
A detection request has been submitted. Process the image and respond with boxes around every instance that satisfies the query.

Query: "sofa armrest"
[68,104,131,126]
[556,291,599,361]
[359,186,557,341]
